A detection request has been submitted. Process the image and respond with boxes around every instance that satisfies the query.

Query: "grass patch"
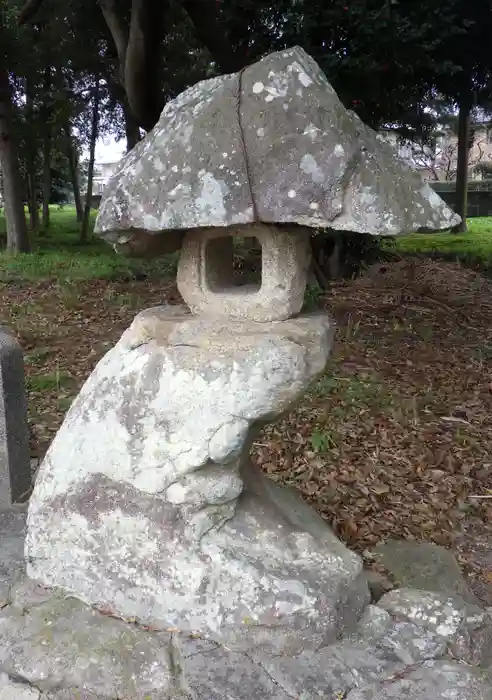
[310,428,338,452]
[27,370,73,392]
[0,206,178,282]
[393,217,492,269]
[25,348,52,364]
[311,372,394,411]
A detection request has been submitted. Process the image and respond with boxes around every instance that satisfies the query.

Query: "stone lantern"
[177,224,311,322]
[25,47,460,663]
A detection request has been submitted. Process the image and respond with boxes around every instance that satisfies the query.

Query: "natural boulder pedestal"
[26,304,369,654]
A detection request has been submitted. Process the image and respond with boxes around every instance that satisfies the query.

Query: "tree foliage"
[15,0,491,133]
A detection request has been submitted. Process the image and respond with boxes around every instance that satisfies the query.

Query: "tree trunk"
[26,170,39,230]
[106,77,141,152]
[40,67,52,228]
[41,127,51,228]
[124,0,168,131]
[327,235,342,280]
[98,0,129,82]
[64,123,83,221]
[98,0,167,131]
[81,79,100,242]
[310,237,329,289]
[99,0,252,132]
[25,79,39,231]
[124,98,141,151]
[454,94,471,233]
[0,68,30,253]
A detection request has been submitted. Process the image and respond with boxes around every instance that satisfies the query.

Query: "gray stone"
[374,539,480,604]
[350,605,447,664]
[378,588,492,666]
[45,692,107,700]
[9,577,61,612]
[371,619,447,664]
[175,639,292,699]
[0,674,40,700]
[248,602,453,700]
[0,509,26,607]
[355,604,393,638]
[345,660,492,700]
[95,47,459,251]
[0,329,31,508]
[257,642,406,698]
[176,224,311,322]
[26,306,369,655]
[0,580,488,699]
[365,569,394,602]
[0,595,173,698]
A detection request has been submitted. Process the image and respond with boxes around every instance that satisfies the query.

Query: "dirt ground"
[2,258,491,603]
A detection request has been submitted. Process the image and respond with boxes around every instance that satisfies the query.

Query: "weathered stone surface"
[9,577,62,612]
[365,569,394,602]
[45,692,106,700]
[176,223,311,322]
[0,595,173,698]
[256,642,404,698]
[95,46,460,252]
[111,228,184,258]
[0,579,488,699]
[345,661,492,700]
[26,306,369,654]
[374,539,480,604]
[0,673,40,700]
[175,637,292,699]
[378,588,492,666]
[0,329,31,508]
[350,605,448,664]
[248,602,448,698]
[0,509,26,607]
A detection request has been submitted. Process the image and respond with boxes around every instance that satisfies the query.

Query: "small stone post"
[0,328,31,508]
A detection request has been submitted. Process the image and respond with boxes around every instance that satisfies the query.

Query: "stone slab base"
[2,513,492,699]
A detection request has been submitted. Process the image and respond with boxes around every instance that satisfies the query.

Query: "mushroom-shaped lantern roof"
[95,46,460,252]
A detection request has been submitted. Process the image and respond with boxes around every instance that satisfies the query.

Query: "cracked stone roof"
[95,46,460,253]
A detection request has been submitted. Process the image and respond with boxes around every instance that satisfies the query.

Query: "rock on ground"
[1,500,492,697]
[345,661,492,700]
[0,577,489,699]
[0,672,40,700]
[0,590,173,698]
[374,539,481,605]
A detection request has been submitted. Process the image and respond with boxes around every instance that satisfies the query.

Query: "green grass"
[27,371,73,392]
[393,217,492,268]
[0,206,177,282]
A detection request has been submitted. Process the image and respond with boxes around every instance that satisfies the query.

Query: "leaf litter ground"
[2,258,491,603]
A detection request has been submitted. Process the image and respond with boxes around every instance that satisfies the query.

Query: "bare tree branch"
[398,126,492,183]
